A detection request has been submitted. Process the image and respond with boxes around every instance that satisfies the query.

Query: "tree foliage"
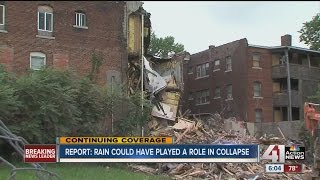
[114,92,152,136]
[148,31,185,58]
[0,66,19,122]
[308,84,320,102]
[298,14,320,50]
[0,66,150,144]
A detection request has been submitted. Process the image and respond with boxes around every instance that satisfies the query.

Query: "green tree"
[298,14,320,50]
[308,84,320,102]
[0,65,20,122]
[148,31,185,58]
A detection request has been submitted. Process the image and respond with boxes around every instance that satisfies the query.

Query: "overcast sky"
[143,1,320,54]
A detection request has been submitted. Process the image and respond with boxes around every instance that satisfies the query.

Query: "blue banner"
[58,144,259,162]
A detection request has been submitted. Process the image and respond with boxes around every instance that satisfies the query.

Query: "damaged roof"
[147,51,191,63]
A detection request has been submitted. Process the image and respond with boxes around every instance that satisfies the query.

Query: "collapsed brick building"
[2,1,320,127]
[183,35,320,123]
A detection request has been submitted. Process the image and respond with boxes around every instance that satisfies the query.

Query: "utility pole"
[111,76,115,134]
[285,49,292,121]
[141,14,144,137]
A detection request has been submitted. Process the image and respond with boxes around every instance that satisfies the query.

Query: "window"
[38,6,53,32]
[196,63,209,78]
[226,56,232,71]
[214,87,221,98]
[253,81,261,97]
[253,53,261,67]
[188,92,193,100]
[75,12,86,27]
[213,60,220,71]
[30,52,46,70]
[226,84,232,99]
[195,90,209,105]
[255,109,262,122]
[0,4,4,26]
[188,66,193,74]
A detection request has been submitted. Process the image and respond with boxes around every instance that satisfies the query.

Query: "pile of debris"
[129,114,311,180]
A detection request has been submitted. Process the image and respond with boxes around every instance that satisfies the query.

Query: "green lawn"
[0,162,171,180]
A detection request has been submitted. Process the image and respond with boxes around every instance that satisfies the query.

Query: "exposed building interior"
[271,48,320,122]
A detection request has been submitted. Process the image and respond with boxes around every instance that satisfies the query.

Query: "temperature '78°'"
[284,164,303,173]
[289,165,297,172]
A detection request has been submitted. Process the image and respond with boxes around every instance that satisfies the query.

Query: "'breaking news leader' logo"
[261,145,305,163]
[24,144,56,163]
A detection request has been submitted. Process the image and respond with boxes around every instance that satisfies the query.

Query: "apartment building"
[183,35,320,123]
[0,1,150,86]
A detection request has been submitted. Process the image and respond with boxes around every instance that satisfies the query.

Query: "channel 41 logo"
[261,145,305,163]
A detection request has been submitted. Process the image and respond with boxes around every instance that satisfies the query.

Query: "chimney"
[209,45,215,49]
[281,34,292,46]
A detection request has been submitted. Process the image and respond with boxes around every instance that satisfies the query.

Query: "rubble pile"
[129,114,311,180]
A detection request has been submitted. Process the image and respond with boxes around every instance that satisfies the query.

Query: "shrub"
[0,68,111,144]
[114,92,152,136]
[0,65,20,122]
[0,66,151,144]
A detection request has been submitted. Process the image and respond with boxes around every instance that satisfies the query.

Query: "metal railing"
[0,120,61,180]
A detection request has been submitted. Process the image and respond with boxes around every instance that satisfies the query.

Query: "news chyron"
[262,144,305,173]
[24,136,260,163]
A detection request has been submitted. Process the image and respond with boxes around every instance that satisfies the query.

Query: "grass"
[0,162,171,180]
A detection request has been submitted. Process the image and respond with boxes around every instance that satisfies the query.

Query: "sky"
[143,1,320,54]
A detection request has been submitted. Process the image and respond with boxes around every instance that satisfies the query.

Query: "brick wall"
[0,1,127,85]
[53,53,69,70]
[0,1,130,133]
[209,39,249,121]
[183,39,250,121]
[183,49,211,114]
[0,45,14,71]
[247,47,273,122]
[183,40,275,123]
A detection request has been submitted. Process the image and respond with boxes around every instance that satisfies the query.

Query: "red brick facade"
[0,1,127,85]
[183,39,274,122]
[246,47,273,122]
[0,45,14,71]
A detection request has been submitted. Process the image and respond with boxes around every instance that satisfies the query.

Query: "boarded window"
[30,52,46,70]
